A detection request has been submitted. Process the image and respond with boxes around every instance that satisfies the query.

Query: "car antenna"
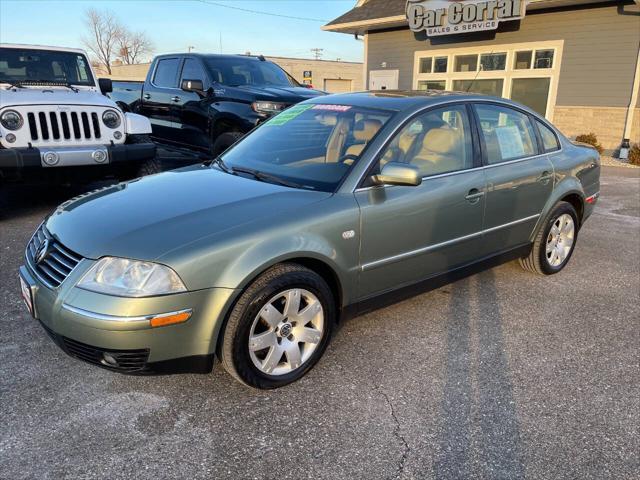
[258,55,266,62]
[466,50,493,93]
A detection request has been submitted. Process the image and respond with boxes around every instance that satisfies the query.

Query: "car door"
[175,57,211,150]
[355,104,486,299]
[472,103,555,254]
[140,57,183,142]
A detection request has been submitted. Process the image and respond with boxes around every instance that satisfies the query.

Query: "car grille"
[40,322,150,373]
[25,224,83,288]
[27,110,102,142]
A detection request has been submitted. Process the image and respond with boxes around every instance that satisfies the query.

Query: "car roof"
[304,90,531,113]
[0,43,87,55]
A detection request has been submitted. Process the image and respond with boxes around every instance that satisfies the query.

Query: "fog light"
[43,151,59,165]
[92,150,107,163]
[5,133,16,143]
[102,352,119,367]
[113,131,122,140]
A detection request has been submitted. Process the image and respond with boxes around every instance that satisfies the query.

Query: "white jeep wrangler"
[0,43,157,183]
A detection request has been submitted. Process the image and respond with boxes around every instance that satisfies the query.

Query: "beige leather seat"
[344,119,383,158]
[410,127,464,176]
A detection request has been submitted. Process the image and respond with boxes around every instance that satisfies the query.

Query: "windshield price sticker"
[265,104,314,126]
[312,105,352,112]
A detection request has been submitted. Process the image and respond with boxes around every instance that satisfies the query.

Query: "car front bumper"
[0,142,156,172]
[19,263,238,374]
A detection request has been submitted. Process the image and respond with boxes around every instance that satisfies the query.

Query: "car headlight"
[77,257,187,297]
[102,110,121,129]
[252,101,287,115]
[0,110,24,130]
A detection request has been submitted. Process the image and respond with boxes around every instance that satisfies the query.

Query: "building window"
[454,54,478,72]
[534,49,554,69]
[419,57,432,74]
[510,78,551,116]
[418,80,446,91]
[433,57,448,73]
[480,53,507,71]
[452,79,504,97]
[514,51,532,69]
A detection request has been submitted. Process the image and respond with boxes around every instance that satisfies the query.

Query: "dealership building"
[324,0,640,154]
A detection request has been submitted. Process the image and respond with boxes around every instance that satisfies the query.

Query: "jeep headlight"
[0,110,24,130]
[102,110,121,129]
[251,101,287,115]
[77,257,187,297]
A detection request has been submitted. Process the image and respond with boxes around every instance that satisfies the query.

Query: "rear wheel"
[519,201,579,275]
[220,263,335,389]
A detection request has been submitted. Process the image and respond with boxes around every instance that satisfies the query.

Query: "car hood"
[234,84,325,102]
[0,87,116,108]
[45,166,331,261]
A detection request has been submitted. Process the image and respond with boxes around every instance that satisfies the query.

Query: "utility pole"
[310,48,324,60]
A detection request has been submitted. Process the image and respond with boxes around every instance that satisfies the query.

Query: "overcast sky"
[0,0,364,62]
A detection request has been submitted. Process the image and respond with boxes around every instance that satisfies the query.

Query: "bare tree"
[116,28,154,65]
[81,9,121,74]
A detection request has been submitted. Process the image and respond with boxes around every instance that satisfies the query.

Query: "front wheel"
[219,263,335,389]
[519,201,579,275]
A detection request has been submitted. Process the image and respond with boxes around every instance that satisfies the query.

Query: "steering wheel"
[337,154,359,165]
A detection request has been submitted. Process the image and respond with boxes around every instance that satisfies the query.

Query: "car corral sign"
[406,0,527,37]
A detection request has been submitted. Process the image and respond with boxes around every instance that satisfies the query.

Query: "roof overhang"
[322,0,619,34]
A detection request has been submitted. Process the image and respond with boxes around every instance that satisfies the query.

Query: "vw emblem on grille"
[35,239,50,265]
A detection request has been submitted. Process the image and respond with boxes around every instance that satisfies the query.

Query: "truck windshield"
[219,104,394,192]
[204,57,297,87]
[0,48,95,86]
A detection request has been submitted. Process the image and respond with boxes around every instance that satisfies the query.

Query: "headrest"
[353,119,382,141]
[423,128,457,155]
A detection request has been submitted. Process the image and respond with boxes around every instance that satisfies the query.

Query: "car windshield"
[0,48,95,86]
[204,57,298,87]
[220,104,394,192]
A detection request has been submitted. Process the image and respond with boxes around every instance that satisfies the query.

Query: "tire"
[119,135,161,179]
[211,131,244,156]
[519,201,579,275]
[220,263,335,389]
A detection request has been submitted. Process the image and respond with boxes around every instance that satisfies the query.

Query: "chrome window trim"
[360,213,540,272]
[352,97,563,193]
[62,304,193,323]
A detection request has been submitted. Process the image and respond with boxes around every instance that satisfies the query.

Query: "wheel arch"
[533,178,585,241]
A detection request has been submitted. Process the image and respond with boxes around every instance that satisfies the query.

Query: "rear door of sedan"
[355,103,486,299]
[472,102,555,254]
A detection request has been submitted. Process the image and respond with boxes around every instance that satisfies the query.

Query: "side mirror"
[181,79,204,92]
[98,78,112,95]
[372,162,422,187]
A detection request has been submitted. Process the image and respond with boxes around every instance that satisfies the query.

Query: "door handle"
[171,96,181,103]
[537,171,553,184]
[143,93,151,100]
[465,189,485,203]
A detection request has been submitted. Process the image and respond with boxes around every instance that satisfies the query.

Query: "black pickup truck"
[111,53,325,155]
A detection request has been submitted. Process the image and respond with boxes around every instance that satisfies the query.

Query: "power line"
[196,1,329,23]
[310,48,324,60]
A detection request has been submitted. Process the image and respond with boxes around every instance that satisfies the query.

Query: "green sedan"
[19,92,601,389]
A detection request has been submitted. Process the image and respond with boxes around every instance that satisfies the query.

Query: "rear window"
[153,58,180,88]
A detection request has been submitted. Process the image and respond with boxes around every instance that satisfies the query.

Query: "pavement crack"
[378,389,410,480]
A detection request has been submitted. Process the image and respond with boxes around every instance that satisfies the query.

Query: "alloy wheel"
[248,288,324,376]
[546,213,575,267]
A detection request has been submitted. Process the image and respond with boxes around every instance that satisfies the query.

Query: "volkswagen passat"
[20,92,601,389]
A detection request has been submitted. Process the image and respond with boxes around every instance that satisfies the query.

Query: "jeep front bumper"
[0,142,156,171]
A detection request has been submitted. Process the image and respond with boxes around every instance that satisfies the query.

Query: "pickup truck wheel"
[519,201,578,275]
[220,263,335,389]
[118,135,162,179]
[212,131,244,156]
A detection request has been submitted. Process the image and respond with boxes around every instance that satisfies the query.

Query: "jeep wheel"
[520,201,579,275]
[220,263,335,389]
[212,131,244,156]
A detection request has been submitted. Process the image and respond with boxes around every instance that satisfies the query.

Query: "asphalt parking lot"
[0,165,638,480]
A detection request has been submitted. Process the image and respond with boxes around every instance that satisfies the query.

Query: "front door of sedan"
[472,103,555,254]
[355,104,486,299]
